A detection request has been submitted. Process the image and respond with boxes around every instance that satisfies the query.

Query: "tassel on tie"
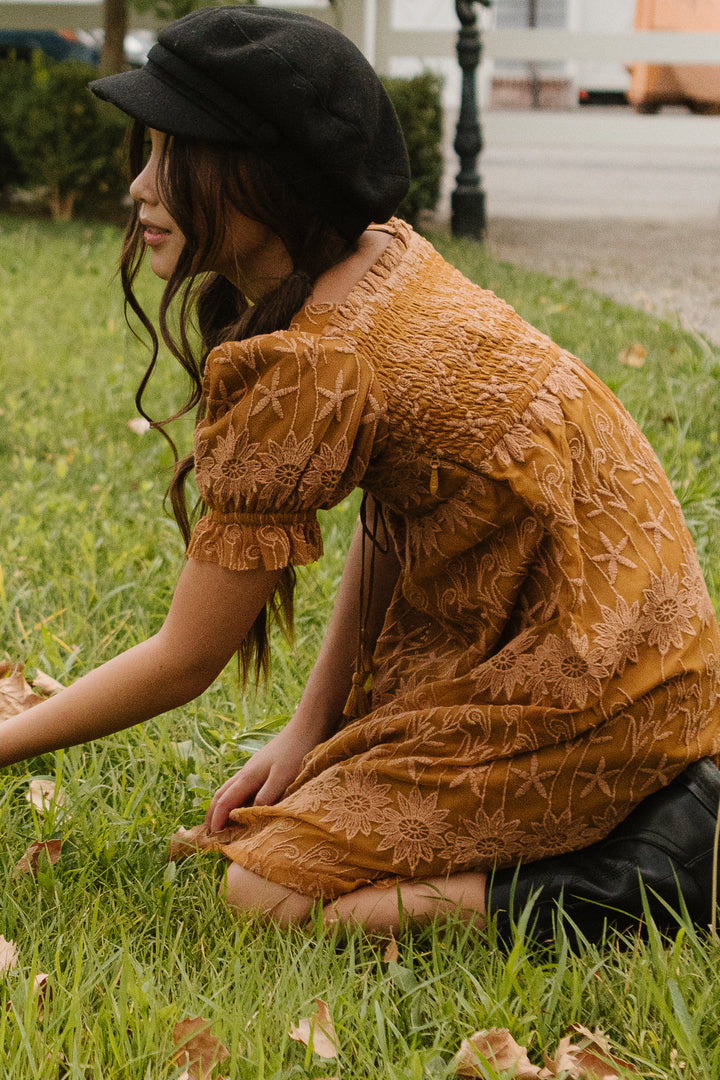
[429,455,440,497]
[343,667,372,720]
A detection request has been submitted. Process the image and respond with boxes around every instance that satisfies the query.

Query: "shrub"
[382,71,444,227]
[5,54,127,220]
[0,57,33,191]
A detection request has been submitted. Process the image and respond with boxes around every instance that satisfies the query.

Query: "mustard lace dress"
[185,219,720,898]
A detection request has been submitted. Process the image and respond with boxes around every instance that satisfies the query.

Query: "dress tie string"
[343,492,389,720]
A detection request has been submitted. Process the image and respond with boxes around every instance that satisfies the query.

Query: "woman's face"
[129,128,186,281]
[129,129,292,298]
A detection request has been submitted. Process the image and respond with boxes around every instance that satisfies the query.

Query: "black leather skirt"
[486,758,720,946]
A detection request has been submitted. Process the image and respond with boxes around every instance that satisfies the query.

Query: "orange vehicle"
[629,0,720,113]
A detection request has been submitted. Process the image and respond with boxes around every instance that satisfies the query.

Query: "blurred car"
[0,29,100,65]
[0,28,154,69]
[629,0,720,113]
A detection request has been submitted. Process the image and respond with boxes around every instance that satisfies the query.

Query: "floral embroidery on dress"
[641,566,696,656]
[375,789,451,873]
[442,809,524,865]
[471,632,536,701]
[528,626,608,710]
[319,770,393,839]
[196,426,260,506]
[592,597,644,675]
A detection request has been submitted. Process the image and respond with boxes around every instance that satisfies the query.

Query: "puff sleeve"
[187,329,384,572]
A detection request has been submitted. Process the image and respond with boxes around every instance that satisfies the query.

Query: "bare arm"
[206,496,401,828]
[0,558,281,768]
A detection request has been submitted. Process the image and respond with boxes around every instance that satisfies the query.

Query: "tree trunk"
[100,0,128,77]
[49,185,77,221]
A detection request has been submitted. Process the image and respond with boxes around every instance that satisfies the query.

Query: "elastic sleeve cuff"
[187,511,323,571]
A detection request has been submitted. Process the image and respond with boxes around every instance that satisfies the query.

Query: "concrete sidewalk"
[486,217,720,344]
[435,108,720,342]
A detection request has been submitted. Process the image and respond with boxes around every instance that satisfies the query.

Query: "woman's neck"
[309,229,392,306]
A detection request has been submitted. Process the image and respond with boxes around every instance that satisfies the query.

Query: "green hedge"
[383,71,444,227]
[0,57,32,190]
[1,53,127,219]
[0,53,443,226]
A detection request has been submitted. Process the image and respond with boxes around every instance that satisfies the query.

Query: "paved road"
[486,217,720,344]
[436,108,720,342]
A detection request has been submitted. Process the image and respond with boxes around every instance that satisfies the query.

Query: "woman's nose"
[129,161,156,205]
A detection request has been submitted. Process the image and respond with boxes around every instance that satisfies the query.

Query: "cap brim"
[89,66,240,143]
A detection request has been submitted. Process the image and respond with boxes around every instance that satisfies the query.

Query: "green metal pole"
[451,0,492,240]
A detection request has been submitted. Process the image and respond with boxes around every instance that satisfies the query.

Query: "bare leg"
[222,864,315,928]
[323,871,487,934]
[222,865,487,935]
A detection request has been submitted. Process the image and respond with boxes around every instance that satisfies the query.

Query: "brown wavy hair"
[121,122,357,683]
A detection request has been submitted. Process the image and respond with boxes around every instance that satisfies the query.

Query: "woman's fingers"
[205,727,312,829]
[252,765,294,806]
[206,766,264,829]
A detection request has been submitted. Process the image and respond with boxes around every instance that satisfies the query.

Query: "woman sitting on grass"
[2,5,720,938]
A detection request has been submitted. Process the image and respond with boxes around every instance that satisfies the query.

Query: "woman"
[3,5,718,937]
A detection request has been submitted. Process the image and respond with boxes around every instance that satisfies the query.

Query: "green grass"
[2,214,720,1078]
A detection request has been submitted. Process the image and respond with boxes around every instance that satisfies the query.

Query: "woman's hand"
[205,721,324,831]
[205,500,401,832]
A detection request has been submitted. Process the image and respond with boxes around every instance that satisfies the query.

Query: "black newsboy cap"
[90,5,410,239]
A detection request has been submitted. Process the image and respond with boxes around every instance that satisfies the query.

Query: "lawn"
[1,213,720,1078]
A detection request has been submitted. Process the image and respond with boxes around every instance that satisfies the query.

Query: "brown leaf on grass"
[33,972,51,1001]
[28,973,53,1020]
[16,839,63,877]
[383,931,399,964]
[542,1024,638,1079]
[452,1028,541,1077]
[289,999,338,1060]
[31,671,65,696]
[618,343,647,368]
[167,823,239,861]
[0,665,44,722]
[172,1016,230,1080]
[26,779,65,814]
[0,936,19,974]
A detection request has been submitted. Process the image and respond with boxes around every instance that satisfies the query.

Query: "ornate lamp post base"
[452,0,492,240]
[451,187,487,242]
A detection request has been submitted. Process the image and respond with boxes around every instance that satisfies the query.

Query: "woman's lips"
[143,226,170,247]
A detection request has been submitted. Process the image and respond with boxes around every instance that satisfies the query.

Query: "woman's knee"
[221,863,314,927]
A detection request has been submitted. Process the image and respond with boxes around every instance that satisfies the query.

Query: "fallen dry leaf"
[0,936,19,974]
[383,931,399,964]
[26,779,65,814]
[127,417,151,435]
[0,665,44,722]
[289,998,338,1060]
[618,343,646,368]
[31,671,65,696]
[168,823,239,861]
[542,1024,638,1079]
[453,1028,541,1078]
[172,1016,230,1080]
[29,973,52,1020]
[16,839,63,877]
